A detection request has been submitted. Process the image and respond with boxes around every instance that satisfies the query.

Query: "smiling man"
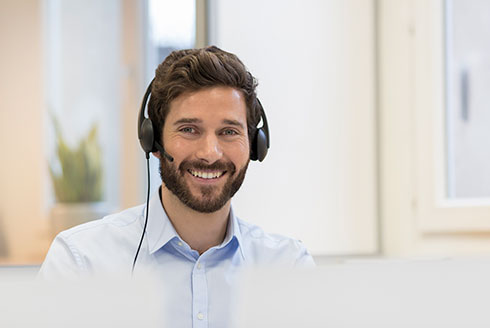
[39,46,314,327]
[157,86,251,255]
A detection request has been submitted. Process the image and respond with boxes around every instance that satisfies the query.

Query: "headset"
[132,78,270,273]
[138,78,270,162]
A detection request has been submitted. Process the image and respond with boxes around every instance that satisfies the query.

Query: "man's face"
[159,87,250,213]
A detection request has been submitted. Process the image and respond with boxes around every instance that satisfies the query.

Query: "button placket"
[192,259,208,328]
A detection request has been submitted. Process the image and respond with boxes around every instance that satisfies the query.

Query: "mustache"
[179,160,236,174]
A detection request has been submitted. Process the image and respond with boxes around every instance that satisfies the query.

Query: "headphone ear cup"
[139,118,155,153]
[250,131,258,161]
[251,128,268,162]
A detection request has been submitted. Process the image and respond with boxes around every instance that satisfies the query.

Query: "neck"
[160,186,230,255]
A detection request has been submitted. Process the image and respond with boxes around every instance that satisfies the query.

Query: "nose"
[195,133,223,163]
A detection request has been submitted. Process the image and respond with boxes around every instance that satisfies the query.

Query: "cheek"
[167,138,186,150]
[226,141,250,164]
[164,138,194,163]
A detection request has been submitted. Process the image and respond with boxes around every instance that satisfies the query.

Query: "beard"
[159,156,249,213]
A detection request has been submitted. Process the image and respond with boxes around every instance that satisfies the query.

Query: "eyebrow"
[173,118,202,125]
[222,119,245,130]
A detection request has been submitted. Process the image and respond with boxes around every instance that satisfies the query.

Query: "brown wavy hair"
[148,46,260,148]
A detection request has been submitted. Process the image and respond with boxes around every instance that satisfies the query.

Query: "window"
[445,0,490,199]
[44,0,123,235]
[379,0,490,253]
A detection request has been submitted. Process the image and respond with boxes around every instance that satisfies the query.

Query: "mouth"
[187,169,227,180]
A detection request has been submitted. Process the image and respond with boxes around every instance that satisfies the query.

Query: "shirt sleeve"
[293,240,316,268]
[37,234,86,280]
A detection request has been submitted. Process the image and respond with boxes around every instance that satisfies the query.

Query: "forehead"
[166,87,247,124]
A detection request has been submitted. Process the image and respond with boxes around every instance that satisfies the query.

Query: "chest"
[138,247,244,328]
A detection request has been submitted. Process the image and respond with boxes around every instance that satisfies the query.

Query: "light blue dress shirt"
[39,188,315,327]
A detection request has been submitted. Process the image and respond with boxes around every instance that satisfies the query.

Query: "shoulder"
[237,218,315,267]
[58,204,144,243]
[39,204,145,277]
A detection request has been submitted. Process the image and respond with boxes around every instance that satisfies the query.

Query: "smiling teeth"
[189,170,224,179]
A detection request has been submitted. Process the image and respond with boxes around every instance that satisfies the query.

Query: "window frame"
[400,0,490,233]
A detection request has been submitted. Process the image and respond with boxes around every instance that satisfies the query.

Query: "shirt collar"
[218,205,246,260]
[145,188,179,255]
[144,187,246,260]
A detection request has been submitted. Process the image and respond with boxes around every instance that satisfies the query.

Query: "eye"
[180,126,196,134]
[222,129,238,136]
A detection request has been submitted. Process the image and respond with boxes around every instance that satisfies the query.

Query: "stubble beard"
[159,156,249,213]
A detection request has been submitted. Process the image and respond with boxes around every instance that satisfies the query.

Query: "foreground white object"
[235,258,490,328]
[3,258,490,327]
[0,268,164,327]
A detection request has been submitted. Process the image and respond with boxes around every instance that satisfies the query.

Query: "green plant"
[49,116,103,202]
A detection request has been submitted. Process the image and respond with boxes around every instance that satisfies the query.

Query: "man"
[39,46,314,327]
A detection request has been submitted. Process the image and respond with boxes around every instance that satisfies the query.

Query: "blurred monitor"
[235,258,490,328]
[0,267,164,327]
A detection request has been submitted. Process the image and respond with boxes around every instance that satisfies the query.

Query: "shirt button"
[197,312,204,320]
[197,263,202,269]
[177,241,183,246]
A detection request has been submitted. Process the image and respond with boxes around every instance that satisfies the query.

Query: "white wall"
[208,0,378,255]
